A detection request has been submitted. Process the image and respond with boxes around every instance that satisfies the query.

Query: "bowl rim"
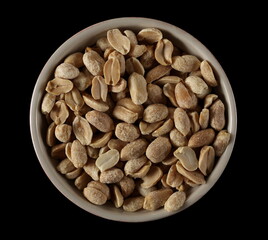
[30,17,237,222]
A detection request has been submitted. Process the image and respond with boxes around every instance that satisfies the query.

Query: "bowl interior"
[30,17,237,222]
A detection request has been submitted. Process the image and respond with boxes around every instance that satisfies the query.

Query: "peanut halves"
[41,27,231,214]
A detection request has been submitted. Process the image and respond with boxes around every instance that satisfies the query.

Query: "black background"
[7,2,262,237]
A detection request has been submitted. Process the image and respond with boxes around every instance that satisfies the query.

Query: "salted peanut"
[174,146,198,171]
[55,124,72,143]
[91,76,108,102]
[83,50,105,76]
[50,100,69,125]
[83,181,109,205]
[46,78,73,96]
[184,175,201,187]
[137,184,157,197]
[162,155,178,165]
[65,168,82,180]
[96,37,111,51]
[46,122,57,147]
[146,137,172,163]
[87,181,110,198]
[56,158,76,174]
[170,128,188,147]
[163,83,179,107]
[124,29,138,44]
[146,83,166,104]
[189,111,200,133]
[200,60,218,87]
[128,72,148,105]
[71,140,87,168]
[107,138,128,151]
[64,52,84,68]
[73,71,93,91]
[82,92,109,112]
[107,29,130,55]
[85,110,114,133]
[117,98,144,119]
[108,50,126,76]
[137,28,163,44]
[161,174,170,188]
[141,166,163,188]
[65,142,72,160]
[176,162,206,185]
[110,78,127,93]
[140,45,155,69]
[166,164,184,188]
[55,63,79,79]
[100,167,124,184]
[124,30,147,58]
[95,149,119,172]
[72,116,93,145]
[112,105,138,123]
[123,196,144,212]
[65,87,84,112]
[74,172,91,190]
[85,46,103,55]
[103,47,114,59]
[177,181,192,191]
[139,121,163,135]
[152,119,174,137]
[199,146,215,175]
[103,57,121,86]
[111,185,124,208]
[129,44,147,58]
[188,128,215,148]
[213,130,231,157]
[143,188,173,211]
[173,107,191,137]
[185,76,210,99]
[210,99,225,131]
[99,145,110,155]
[174,81,198,110]
[171,55,200,73]
[86,146,99,159]
[124,155,148,175]
[90,132,113,148]
[125,57,145,76]
[146,65,172,83]
[154,75,182,86]
[115,123,140,142]
[164,191,186,212]
[41,93,56,114]
[199,108,209,129]
[130,161,151,178]
[143,104,168,123]
[189,70,202,78]
[121,138,148,161]
[204,94,218,108]
[51,143,67,159]
[118,176,135,198]
[83,159,100,181]
[155,38,174,65]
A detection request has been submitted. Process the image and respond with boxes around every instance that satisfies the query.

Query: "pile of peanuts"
[41,27,231,212]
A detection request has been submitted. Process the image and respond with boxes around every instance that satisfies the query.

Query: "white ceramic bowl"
[30,17,237,222]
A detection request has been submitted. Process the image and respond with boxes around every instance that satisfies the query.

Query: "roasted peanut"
[213,130,231,157]
[146,137,172,163]
[42,27,231,213]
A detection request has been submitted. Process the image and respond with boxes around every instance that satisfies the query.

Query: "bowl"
[30,17,237,222]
